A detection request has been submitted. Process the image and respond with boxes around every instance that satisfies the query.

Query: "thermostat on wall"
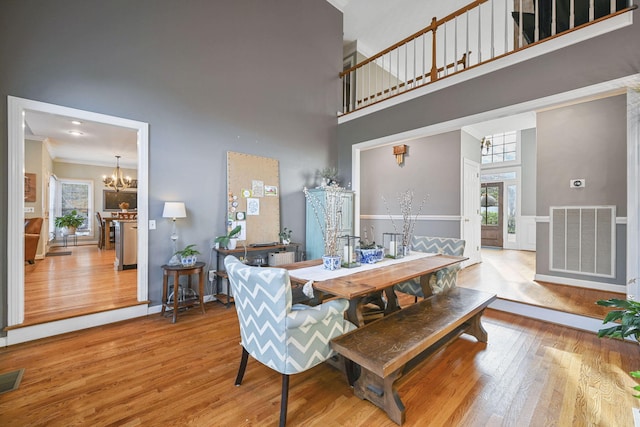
[570,179,585,188]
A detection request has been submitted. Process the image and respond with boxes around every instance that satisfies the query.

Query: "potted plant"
[54,210,85,235]
[318,167,338,187]
[279,227,293,245]
[174,244,200,267]
[596,297,640,399]
[215,225,242,250]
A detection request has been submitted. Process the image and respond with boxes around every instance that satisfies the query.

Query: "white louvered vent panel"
[549,206,615,278]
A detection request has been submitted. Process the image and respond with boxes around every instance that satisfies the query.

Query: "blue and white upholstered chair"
[224,255,356,427]
[394,236,466,302]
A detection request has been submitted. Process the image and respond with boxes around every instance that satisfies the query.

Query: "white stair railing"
[340,0,634,114]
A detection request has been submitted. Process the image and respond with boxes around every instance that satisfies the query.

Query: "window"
[481,131,518,165]
[57,179,93,234]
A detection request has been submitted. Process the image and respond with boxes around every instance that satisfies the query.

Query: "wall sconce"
[481,137,492,154]
[393,144,407,165]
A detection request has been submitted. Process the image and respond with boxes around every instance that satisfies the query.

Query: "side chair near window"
[394,236,466,303]
[224,255,356,427]
[24,217,43,264]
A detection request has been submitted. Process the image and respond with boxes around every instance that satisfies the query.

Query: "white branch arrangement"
[304,183,346,257]
[382,189,428,248]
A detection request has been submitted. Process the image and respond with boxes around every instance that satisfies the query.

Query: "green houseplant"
[596,297,640,399]
[279,227,293,245]
[215,225,242,250]
[174,244,200,267]
[54,210,85,235]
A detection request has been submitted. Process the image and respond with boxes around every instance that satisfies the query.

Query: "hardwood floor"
[21,245,140,327]
[0,303,638,426]
[21,246,623,329]
[458,248,625,319]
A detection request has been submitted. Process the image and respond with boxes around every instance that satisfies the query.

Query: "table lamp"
[162,201,187,265]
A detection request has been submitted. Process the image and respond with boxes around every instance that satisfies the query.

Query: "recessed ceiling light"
[71,120,82,125]
[68,130,84,136]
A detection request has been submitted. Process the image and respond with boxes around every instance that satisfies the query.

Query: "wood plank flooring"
[458,248,624,319]
[21,245,140,327]
[0,303,638,426]
[21,246,623,328]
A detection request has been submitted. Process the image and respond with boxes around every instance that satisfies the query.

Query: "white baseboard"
[534,274,626,293]
[489,299,608,333]
[5,304,149,346]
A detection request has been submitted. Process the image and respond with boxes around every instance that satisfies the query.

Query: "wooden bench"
[330,287,496,425]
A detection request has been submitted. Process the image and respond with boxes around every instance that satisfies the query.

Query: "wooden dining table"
[286,254,468,326]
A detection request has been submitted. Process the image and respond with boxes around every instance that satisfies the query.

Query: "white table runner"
[289,252,436,282]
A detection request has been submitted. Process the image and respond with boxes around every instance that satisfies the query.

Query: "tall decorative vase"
[322,255,341,271]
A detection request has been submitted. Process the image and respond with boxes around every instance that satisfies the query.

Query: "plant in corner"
[279,227,293,245]
[215,225,242,250]
[54,210,85,235]
[596,296,640,399]
[174,244,201,267]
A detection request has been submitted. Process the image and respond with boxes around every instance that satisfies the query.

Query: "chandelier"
[103,155,131,192]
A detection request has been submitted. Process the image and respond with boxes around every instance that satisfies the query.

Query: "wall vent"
[550,206,615,278]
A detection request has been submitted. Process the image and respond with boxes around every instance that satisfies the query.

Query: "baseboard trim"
[489,299,607,333]
[534,274,626,293]
[5,304,149,346]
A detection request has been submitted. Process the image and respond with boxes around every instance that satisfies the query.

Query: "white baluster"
[534,0,539,42]
[466,10,470,65]
[570,0,575,29]
[454,16,458,72]
[478,3,482,62]
[443,21,447,77]
[552,0,557,36]
[518,0,523,48]
[504,0,509,54]
[490,2,496,58]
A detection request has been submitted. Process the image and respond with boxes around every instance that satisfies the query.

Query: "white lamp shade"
[162,202,186,219]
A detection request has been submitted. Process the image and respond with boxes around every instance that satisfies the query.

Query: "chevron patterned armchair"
[394,236,466,302]
[224,255,356,427]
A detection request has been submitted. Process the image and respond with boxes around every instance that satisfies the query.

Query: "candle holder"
[340,235,360,268]
[383,232,403,259]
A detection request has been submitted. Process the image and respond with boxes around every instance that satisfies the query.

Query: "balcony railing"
[340,0,635,114]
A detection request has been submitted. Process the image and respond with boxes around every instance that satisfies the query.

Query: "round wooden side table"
[161,261,206,323]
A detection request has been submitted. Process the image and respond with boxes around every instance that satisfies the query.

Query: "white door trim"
[7,96,149,331]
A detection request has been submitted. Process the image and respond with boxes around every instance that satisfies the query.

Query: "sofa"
[25,217,43,264]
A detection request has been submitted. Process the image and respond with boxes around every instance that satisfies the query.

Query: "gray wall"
[0,0,342,330]
[536,95,627,215]
[359,130,462,242]
[536,94,627,285]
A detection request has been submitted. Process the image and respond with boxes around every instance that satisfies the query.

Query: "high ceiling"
[330,0,471,57]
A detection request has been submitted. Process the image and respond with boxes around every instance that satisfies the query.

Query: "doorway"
[7,96,150,344]
[481,182,504,247]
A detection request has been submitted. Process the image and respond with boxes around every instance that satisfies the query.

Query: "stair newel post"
[429,17,438,82]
